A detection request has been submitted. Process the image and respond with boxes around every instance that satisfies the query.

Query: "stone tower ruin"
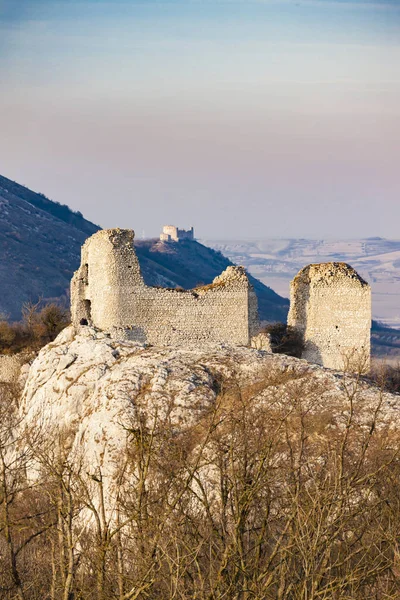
[71,229,259,347]
[160,225,194,242]
[288,262,371,372]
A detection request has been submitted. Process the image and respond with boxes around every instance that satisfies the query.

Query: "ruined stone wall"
[176,226,194,241]
[288,263,371,371]
[71,229,259,346]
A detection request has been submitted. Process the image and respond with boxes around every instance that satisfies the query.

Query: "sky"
[0,0,399,239]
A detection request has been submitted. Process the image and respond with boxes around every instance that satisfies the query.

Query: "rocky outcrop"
[21,327,269,478]
[20,326,399,493]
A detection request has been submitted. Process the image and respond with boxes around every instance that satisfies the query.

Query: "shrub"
[0,302,70,354]
[0,321,17,347]
[369,362,400,394]
[262,321,304,358]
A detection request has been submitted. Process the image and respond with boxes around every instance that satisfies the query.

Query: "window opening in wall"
[83,263,89,285]
[84,299,92,321]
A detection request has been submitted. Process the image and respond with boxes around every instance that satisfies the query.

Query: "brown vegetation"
[262,322,305,358]
[1,363,400,599]
[369,361,400,394]
[0,302,69,355]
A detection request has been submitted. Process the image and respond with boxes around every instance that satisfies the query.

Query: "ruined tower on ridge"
[288,263,371,372]
[71,229,259,347]
[160,225,194,242]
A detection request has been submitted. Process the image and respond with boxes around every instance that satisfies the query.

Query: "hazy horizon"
[1,0,399,239]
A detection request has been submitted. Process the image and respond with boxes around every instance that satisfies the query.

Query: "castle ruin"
[71,231,371,370]
[288,263,371,371]
[71,229,258,346]
[160,225,194,242]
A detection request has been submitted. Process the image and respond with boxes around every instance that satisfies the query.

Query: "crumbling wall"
[288,262,371,371]
[71,229,258,346]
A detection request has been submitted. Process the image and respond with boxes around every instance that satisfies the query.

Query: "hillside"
[0,175,100,320]
[0,175,288,322]
[0,175,97,236]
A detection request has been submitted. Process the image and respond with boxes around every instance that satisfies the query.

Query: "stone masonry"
[71,229,259,346]
[288,262,371,371]
[71,231,371,368]
[160,225,194,242]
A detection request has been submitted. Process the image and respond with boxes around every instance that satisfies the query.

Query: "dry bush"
[0,381,55,600]
[370,361,400,394]
[262,322,305,358]
[1,368,400,599]
[0,322,17,348]
[0,302,69,355]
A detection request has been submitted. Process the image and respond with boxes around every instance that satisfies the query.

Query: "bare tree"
[1,361,400,599]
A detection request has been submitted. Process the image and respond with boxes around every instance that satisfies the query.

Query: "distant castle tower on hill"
[160,225,194,242]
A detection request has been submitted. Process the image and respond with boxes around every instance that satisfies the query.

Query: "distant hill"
[371,320,400,363]
[0,175,289,322]
[0,175,100,320]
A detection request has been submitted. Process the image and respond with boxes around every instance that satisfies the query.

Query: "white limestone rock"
[20,327,264,477]
[20,326,400,502]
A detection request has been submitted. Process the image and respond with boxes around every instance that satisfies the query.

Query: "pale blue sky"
[0,0,399,238]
